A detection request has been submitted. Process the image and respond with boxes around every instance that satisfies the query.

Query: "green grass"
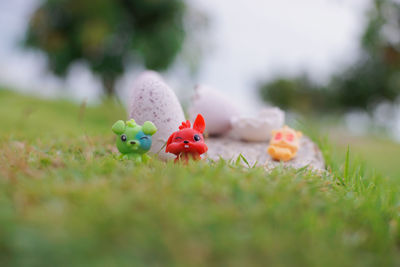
[1,89,400,266]
[330,133,400,180]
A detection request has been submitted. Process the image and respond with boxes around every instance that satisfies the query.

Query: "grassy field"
[1,89,400,266]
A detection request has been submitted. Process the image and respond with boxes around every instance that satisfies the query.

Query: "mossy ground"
[0,90,399,266]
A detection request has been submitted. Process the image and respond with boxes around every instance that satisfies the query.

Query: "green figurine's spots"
[112,120,157,162]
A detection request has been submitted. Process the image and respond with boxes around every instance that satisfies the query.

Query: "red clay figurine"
[166,114,208,163]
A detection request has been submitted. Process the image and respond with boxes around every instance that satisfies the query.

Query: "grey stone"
[206,136,325,170]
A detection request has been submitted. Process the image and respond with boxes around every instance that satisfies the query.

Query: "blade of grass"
[344,145,350,182]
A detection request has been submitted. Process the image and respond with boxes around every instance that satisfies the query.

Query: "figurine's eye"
[121,134,127,142]
[275,133,282,140]
[286,133,294,142]
[194,134,201,142]
[175,136,183,140]
[140,136,149,140]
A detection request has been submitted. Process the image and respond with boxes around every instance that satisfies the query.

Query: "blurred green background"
[24,0,187,95]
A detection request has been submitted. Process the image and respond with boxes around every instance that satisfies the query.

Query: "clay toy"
[112,119,157,162]
[166,114,208,163]
[267,125,302,162]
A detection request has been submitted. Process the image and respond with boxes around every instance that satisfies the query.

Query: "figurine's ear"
[193,114,206,133]
[165,134,174,152]
[112,120,126,134]
[296,131,303,138]
[142,121,157,135]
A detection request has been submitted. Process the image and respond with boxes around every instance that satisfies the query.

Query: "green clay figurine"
[112,119,157,162]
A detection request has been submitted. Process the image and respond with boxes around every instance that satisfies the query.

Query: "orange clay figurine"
[267,125,302,162]
[166,114,208,163]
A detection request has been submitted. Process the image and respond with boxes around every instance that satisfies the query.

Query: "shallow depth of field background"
[1,0,400,266]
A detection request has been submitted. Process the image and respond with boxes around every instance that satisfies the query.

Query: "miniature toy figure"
[166,114,208,163]
[112,119,157,162]
[267,125,302,162]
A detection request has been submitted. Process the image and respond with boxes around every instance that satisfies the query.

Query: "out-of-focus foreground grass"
[0,89,400,266]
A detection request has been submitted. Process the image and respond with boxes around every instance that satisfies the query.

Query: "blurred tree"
[24,0,187,95]
[259,75,330,113]
[332,0,400,110]
[259,0,400,112]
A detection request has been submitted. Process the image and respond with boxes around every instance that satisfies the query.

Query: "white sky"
[0,0,370,110]
[188,0,369,111]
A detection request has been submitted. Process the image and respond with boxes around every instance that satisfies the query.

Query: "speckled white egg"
[188,85,240,136]
[230,107,285,142]
[128,71,185,160]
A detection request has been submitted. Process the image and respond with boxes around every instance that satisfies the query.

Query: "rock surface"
[206,136,325,170]
[128,71,185,160]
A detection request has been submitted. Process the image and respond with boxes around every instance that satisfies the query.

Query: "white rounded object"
[230,107,285,142]
[188,85,240,136]
[128,71,185,160]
